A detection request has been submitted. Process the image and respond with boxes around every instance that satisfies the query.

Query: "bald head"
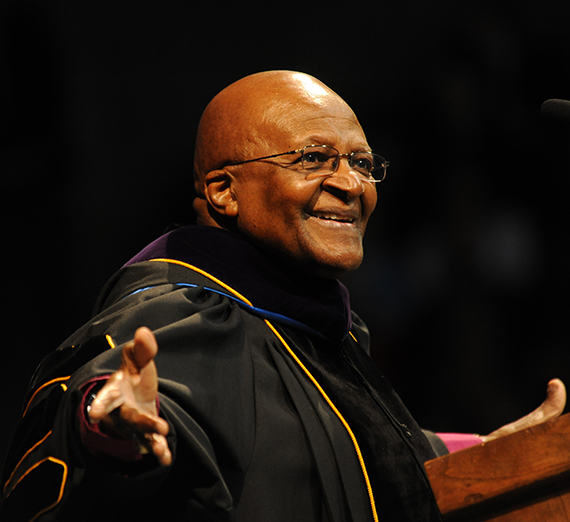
[192,71,361,225]
[190,70,377,278]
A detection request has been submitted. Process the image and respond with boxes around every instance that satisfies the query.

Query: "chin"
[304,253,363,279]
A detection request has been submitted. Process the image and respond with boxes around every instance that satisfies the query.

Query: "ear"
[203,169,239,218]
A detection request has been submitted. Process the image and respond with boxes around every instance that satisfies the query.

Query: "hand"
[481,378,566,442]
[88,327,172,466]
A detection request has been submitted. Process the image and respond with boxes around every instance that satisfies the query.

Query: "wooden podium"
[425,413,570,521]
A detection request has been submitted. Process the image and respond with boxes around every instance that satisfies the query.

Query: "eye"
[351,153,374,175]
[303,151,330,165]
[301,146,336,170]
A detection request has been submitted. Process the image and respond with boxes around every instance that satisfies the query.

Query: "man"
[2,71,565,522]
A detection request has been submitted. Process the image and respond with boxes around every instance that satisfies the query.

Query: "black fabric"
[124,225,352,341]
[2,227,444,522]
[2,458,66,522]
[422,431,450,458]
[276,322,443,521]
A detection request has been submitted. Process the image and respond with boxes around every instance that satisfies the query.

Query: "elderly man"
[2,71,564,522]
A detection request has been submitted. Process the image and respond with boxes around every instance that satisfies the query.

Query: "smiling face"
[193,71,377,278]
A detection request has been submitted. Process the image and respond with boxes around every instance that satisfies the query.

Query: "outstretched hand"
[481,378,567,442]
[88,327,172,466]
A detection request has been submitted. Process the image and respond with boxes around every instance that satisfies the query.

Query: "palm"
[88,327,171,466]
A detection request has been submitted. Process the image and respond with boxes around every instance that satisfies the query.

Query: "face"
[229,84,378,278]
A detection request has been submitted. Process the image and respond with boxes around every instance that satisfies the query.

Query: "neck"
[126,225,353,341]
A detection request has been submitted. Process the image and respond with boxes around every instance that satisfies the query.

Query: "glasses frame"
[224,144,389,183]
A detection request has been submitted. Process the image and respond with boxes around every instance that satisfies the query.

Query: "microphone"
[540,99,570,124]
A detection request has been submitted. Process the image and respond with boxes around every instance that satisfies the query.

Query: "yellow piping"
[150,257,377,520]
[149,258,253,306]
[7,456,68,522]
[22,377,70,418]
[28,457,68,522]
[264,319,378,522]
[3,431,52,495]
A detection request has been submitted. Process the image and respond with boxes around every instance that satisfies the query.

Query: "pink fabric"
[437,432,483,453]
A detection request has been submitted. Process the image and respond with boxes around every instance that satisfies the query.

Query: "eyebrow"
[299,135,371,151]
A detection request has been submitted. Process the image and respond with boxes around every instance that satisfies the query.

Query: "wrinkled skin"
[193,70,377,279]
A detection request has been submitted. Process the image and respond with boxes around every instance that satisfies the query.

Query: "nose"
[321,157,366,199]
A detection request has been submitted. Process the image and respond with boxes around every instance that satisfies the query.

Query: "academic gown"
[1,226,444,522]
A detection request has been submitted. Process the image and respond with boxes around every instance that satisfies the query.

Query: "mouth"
[307,211,358,225]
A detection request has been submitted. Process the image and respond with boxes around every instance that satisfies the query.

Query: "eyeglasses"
[225,145,389,183]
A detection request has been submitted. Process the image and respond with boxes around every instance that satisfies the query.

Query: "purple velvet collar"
[125,226,352,341]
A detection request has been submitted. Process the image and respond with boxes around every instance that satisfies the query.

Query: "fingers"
[87,372,128,423]
[121,327,161,405]
[544,378,567,419]
[88,327,161,425]
[152,433,172,467]
[85,327,171,466]
[482,378,567,442]
[87,377,171,466]
[123,327,159,373]
[515,378,566,428]
[120,405,170,437]
[135,433,172,467]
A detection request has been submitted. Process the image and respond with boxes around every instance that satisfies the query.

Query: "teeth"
[313,213,353,223]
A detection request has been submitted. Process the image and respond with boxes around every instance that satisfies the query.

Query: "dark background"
[2,0,570,472]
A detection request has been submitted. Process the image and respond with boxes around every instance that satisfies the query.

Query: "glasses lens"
[300,146,387,182]
[372,154,389,181]
[372,154,388,182]
[350,152,376,177]
[354,153,387,182]
[301,146,337,172]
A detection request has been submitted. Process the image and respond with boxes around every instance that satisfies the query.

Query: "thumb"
[122,327,159,374]
[483,378,566,442]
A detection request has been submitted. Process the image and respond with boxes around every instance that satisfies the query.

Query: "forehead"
[262,94,369,151]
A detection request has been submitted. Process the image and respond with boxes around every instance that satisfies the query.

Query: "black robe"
[1,226,444,522]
